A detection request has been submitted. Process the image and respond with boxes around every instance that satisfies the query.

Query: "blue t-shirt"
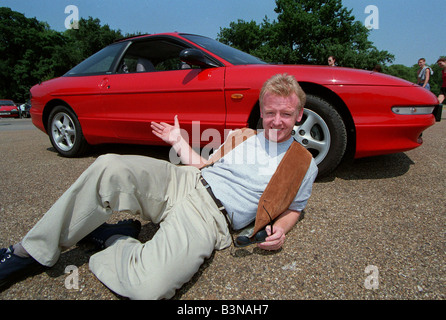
[201,131,318,230]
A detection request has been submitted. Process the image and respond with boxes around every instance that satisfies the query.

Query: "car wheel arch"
[46,102,89,157]
[300,82,356,163]
[42,100,90,157]
[247,101,261,129]
[42,99,74,133]
[247,82,356,158]
[248,82,357,176]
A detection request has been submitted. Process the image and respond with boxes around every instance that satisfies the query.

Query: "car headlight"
[392,106,435,115]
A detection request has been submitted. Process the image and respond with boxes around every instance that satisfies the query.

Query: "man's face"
[260,92,303,143]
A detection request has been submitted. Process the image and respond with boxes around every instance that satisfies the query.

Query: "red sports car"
[0,99,20,118]
[30,33,442,177]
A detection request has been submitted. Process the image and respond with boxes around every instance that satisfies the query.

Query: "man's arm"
[257,209,302,251]
[258,160,318,251]
[151,115,207,167]
[423,70,430,87]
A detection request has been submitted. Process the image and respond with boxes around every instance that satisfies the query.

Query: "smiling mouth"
[267,128,285,134]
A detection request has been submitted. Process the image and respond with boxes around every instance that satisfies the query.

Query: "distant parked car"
[0,99,20,118]
[29,32,442,177]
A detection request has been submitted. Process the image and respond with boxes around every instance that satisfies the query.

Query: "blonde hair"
[259,73,306,110]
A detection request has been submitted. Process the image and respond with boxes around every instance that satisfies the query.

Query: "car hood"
[227,64,417,87]
[318,65,416,87]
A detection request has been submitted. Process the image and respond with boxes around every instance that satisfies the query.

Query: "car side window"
[65,42,127,76]
[117,39,196,74]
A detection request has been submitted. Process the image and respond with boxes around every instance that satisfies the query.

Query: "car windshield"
[182,34,266,66]
[0,100,15,106]
[65,42,128,76]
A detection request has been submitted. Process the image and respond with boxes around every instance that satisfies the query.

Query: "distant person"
[417,58,433,90]
[437,57,446,104]
[328,56,336,67]
[372,64,382,72]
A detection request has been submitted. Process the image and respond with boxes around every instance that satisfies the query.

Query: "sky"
[1,0,445,67]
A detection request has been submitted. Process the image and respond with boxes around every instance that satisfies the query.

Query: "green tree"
[217,19,264,54]
[0,8,68,101]
[0,9,124,102]
[218,0,394,69]
[383,64,417,83]
[63,17,123,66]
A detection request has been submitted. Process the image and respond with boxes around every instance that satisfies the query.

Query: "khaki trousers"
[21,154,232,299]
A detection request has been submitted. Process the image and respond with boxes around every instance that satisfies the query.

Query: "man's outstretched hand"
[151,115,206,168]
[151,115,182,147]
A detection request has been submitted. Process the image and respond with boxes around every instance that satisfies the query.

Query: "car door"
[101,37,226,148]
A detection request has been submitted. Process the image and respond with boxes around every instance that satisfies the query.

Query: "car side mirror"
[179,48,218,68]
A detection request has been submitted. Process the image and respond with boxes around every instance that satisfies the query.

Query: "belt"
[200,176,228,216]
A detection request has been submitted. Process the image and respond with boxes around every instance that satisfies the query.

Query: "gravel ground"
[0,113,445,301]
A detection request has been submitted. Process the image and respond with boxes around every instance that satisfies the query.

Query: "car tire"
[293,94,347,177]
[48,105,88,157]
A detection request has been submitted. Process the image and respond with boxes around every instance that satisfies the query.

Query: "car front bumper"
[0,109,19,117]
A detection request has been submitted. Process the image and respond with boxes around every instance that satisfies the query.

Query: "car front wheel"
[48,105,88,157]
[292,94,347,177]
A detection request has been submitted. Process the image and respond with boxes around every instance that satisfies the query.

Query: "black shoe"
[78,219,142,250]
[0,246,43,291]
